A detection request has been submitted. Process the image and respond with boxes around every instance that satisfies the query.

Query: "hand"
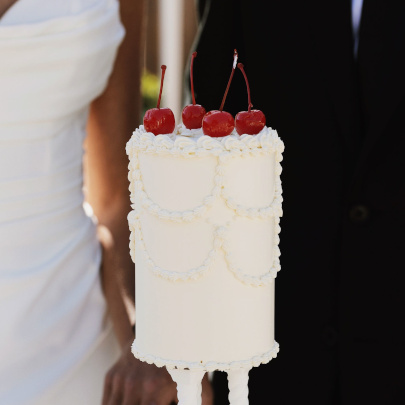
[102,340,214,405]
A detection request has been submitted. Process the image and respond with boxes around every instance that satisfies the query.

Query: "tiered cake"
[126,122,284,403]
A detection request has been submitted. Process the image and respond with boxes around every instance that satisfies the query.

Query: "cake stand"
[168,367,251,405]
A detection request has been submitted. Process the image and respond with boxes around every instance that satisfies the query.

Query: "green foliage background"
[141,70,159,115]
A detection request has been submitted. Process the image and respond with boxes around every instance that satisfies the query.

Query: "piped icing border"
[126,125,284,158]
[131,339,279,372]
[126,126,284,222]
[128,211,281,287]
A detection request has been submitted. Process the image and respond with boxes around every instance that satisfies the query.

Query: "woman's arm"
[84,0,145,349]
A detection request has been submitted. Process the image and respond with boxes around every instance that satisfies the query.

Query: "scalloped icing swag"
[126,125,284,286]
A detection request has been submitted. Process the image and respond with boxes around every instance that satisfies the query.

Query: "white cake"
[126,123,284,377]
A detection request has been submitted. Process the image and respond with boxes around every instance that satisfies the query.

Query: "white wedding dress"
[0,1,125,403]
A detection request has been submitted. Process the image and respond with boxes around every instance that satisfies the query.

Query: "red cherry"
[202,110,234,137]
[182,52,206,129]
[143,65,175,135]
[202,49,238,137]
[235,110,266,135]
[235,63,266,135]
[182,104,206,129]
[144,107,175,135]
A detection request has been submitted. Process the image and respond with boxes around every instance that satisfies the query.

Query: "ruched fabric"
[0,1,125,403]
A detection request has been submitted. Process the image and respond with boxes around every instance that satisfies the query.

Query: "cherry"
[202,50,238,137]
[235,63,266,135]
[182,52,206,129]
[143,65,176,135]
[202,110,235,138]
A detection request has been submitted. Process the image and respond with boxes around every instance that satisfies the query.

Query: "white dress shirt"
[352,0,364,56]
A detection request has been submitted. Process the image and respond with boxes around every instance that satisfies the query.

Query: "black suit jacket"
[188,1,405,404]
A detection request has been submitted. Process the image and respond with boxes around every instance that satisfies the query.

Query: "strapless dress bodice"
[0,1,124,403]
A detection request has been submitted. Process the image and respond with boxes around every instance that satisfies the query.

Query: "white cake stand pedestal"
[168,368,205,405]
[227,367,251,405]
[168,366,251,405]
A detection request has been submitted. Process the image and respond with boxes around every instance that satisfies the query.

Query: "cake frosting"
[126,124,284,372]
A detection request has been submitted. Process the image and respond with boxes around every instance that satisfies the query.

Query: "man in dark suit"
[188,0,405,403]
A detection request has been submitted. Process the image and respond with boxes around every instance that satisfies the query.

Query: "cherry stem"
[219,49,238,112]
[190,52,197,105]
[157,65,167,109]
[237,63,252,112]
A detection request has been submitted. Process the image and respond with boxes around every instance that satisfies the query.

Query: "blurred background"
[142,0,199,122]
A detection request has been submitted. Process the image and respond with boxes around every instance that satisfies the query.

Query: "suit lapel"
[308,0,362,172]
